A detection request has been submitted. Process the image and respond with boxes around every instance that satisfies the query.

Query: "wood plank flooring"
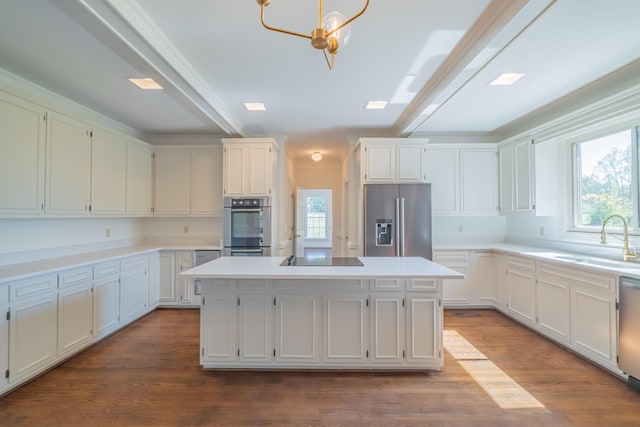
[0,308,638,426]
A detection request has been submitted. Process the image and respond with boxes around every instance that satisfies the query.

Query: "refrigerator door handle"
[395,198,401,257]
[400,197,406,257]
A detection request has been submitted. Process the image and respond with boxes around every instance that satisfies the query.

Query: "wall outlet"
[457,225,463,233]
[540,226,545,236]
[184,225,189,234]
[105,228,111,238]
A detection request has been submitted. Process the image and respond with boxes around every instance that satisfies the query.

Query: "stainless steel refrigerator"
[364,183,432,259]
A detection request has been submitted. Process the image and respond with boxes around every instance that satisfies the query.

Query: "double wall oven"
[223,197,271,256]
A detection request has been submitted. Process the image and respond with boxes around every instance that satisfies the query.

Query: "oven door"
[224,207,271,247]
[224,248,270,257]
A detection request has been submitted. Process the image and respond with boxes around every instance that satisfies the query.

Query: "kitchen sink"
[554,255,640,269]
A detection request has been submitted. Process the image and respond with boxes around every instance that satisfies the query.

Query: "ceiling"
[0,0,639,162]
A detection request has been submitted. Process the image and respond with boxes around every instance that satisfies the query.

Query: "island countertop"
[181,256,464,280]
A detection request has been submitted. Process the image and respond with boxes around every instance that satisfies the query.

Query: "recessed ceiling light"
[244,102,266,111]
[490,73,525,86]
[128,78,163,90]
[365,100,388,110]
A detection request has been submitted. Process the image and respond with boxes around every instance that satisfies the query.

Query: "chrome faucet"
[600,214,639,262]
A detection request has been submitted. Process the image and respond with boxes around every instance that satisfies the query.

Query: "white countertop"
[181,256,465,280]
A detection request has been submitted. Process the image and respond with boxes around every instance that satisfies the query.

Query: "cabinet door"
[158,251,177,304]
[514,139,534,212]
[0,300,9,393]
[223,144,246,196]
[93,275,120,338]
[364,143,395,182]
[460,149,498,215]
[275,294,321,363]
[474,251,498,306]
[58,283,93,356]
[148,252,160,306]
[154,150,190,215]
[506,257,536,326]
[177,251,199,306]
[238,293,273,362]
[571,286,617,368]
[120,256,149,324]
[370,293,404,364]
[46,112,91,215]
[424,148,458,215]
[396,144,425,182]
[0,91,46,215]
[498,145,514,213]
[91,129,127,215]
[406,296,440,366]
[324,294,368,363]
[201,292,237,364]
[9,293,57,383]
[536,267,571,344]
[434,251,471,306]
[126,139,152,215]
[248,144,271,195]
[191,149,222,215]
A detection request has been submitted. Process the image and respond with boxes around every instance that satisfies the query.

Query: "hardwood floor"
[1,309,638,426]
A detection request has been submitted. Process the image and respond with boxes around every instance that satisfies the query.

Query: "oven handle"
[230,208,262,213]
[231,249,263,253]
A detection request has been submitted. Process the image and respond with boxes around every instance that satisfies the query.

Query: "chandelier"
[256,0,369,69]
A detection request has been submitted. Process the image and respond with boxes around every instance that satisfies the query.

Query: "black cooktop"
[280,256,364,267]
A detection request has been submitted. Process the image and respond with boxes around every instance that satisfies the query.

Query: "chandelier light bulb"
[311,152,323,162]
[322,11,351,53]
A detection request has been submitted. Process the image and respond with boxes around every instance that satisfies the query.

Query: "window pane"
[306,196,326,239]
[576,130,632,227]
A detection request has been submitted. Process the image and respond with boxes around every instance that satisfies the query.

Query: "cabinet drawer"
[434,250,469,263]
[9,273,57,302]
[199,279,235,292]
[238,279,272,292]
[93,261,119,279]
[370,279,404,290]
[506,256,535,272]
[121,255,147,274]
[58,266,92,289]
[407,279,438,291]
[276,279,365,291]
[538,262,615,293]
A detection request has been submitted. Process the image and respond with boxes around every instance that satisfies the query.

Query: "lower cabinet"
[434,250,472,306]
[0,292,7,394]
[506,256,536,326]
[535,263,571,344]
[120,255,149,325]
[200,279,442,369]
[8,273,58,385]
[93,261,121,339]
[148,252,160,306]
[159,250,199,307]
[58,267,93,357]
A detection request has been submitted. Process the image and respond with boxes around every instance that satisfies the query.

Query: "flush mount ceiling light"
[365,100,388,110]
[256,0,369,70]
[244,102,266,111]
[490,73,525,86]
[311,152,323,162]
[128,78,163,90]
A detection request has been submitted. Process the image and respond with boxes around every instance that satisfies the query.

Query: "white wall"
[433,216,506,245]
[0,218,145,265]
[142,217,222,246]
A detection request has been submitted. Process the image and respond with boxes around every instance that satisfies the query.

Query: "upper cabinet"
[424,144,498,216]
[91,128,127,215]
[0,90,47,216]
[154,146,222,216]
[359,138,429,183]
[222,138,276,197]
[499,139,535,214]
[126,138,153,216]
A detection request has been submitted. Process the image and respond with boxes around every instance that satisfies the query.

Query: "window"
[573,129,635,229]
[300,189,332,248]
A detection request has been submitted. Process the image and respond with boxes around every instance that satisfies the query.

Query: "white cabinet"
[0,90,46,216]
[158,251,199,307]
[154,150,190,215]
[434,250,472,306]
[57,267,93,357]
[120,255,149,325]
[324,293,368,363]
[91,129,127,215]
[0,287,9,393]
[126,138,153,216]
[473,251,500,306]
[92,261,120,339]
[506,256,536,326]
[275,293,322,363]
[406,295,440,365]
[359,138,429,183]
[535,263,571,344]
[45,112,91,215]
[201,290,237,364]
[424,145,497,216]
[222,139,275,196]
[499,139,535,214]
[148,252,160,306]
[154,147,222,216]
[369,293,405,364]
[8,274,58,384]
[238,292,273,363]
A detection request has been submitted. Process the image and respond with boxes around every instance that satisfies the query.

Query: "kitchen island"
[181,256,463,370]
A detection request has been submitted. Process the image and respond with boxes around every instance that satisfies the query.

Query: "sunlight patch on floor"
[444,329,545,410]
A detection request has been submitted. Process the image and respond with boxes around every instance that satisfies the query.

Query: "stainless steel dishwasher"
[619,276,640,390]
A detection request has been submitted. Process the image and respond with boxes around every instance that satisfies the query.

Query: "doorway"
[294,189,333,257]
